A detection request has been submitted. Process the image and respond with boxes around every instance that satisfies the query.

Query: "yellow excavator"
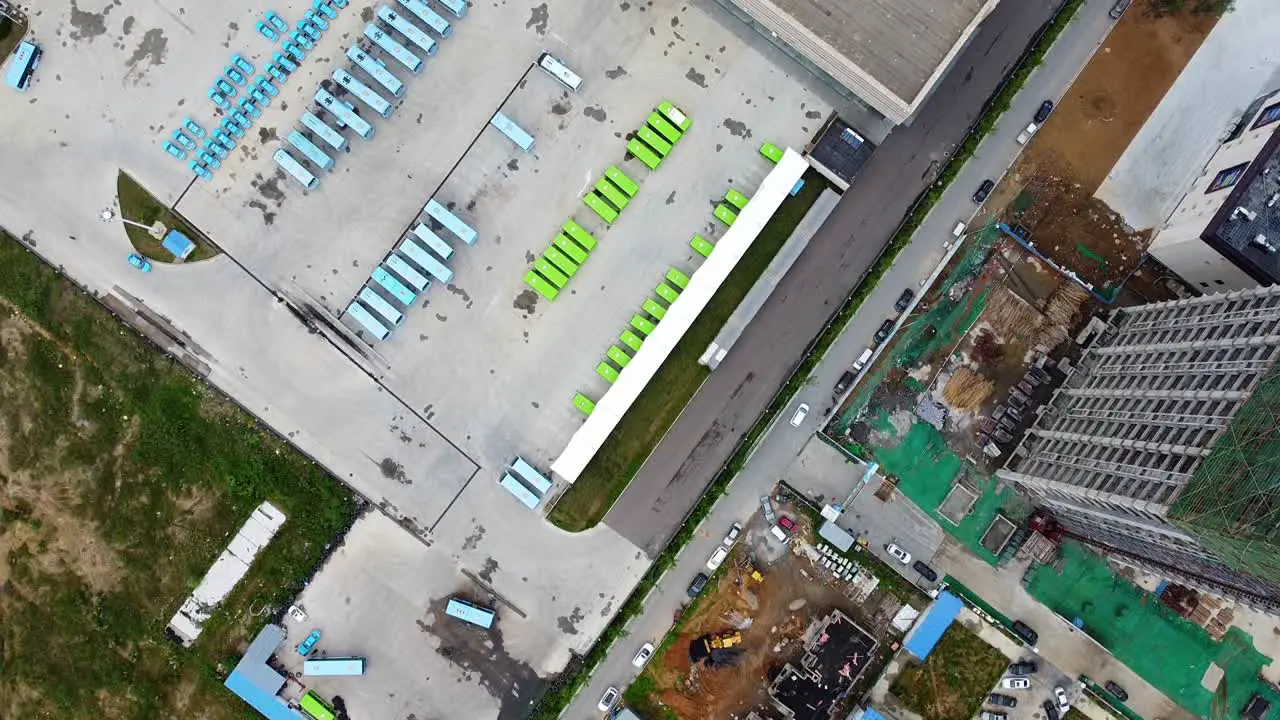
[702,630,742,652]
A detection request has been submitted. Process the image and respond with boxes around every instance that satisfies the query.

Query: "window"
[1206,163,1249,193]
[1252,101,1280,130]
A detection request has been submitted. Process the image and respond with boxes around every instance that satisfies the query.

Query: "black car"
[1042,699,1060,720]
[988,694,1018,708]
[833,370,856,396]
[1011,620,1039,646]
[1105,681,1129,702]
[1008,661,1038,676]
[1034,100,1055,123]
[973,179,995,204]
[873,319,894,344]
[912,560,938,582]
[1109,0,1132,19]
[687,572,709,597]
[894,288,915,313]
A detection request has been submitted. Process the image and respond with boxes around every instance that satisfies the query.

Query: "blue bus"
[398,237,453,285]
[5,41,42,92]
[396,0,450,38]
[490,111,535,152]
[424,199,477,246]
[371,266,417,306]
[300,111,347,151]
[410,223,454,260]
[332,68,392,118]
[346,301,390,340]
[384,254,431,293]
[446,598,495,628]
[303,657,367,677]
[358,287,404,326]
[314,88,374,139]
[287,130,335,171]
[436,0,467,18]
[364,23,429,68]
[346,46,405,97]
[511,457,552,494]
[273,149,319,190]
[376,6,437,57]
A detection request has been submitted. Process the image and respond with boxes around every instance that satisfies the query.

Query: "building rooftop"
[1203,129,1280,284]
[769,610,878,720]
[728,0,995,123]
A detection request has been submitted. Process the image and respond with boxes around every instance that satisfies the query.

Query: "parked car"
[214,77,236,97]
[778,516,797,533]
[203,139,228,160]
[126,253,152,273]
[256,76,279,96]
[238,97,262,119]
[1002,677,1032,690]
[687,572,709,597]
[297,20,322,42]
[894,288,915,312]
[597,686,619,712]
[1054,686,1071,714]
[852,348,873,372]
[706,546,729,571]
[632,642,655,668]
[274,51,299,73]
[208,88,230,110]
[171,129,196,151]
[912,560,937,582]
[980,712,1008,720]
[1011,620,1039,646]
[257,21,280,41]
[989,694,1018,708]
[1016,122,1039,145]
[973,179,995,203]
[290,31,315,50]
[221,117,245,139]
[329,0,347,8]
[1042,699,1060,720]
[873,318,894,344]
[305,10,329,30]
[197,150,221,170]
[231,53,254,75]
[314,0,339,19]
[282,41,307,61]
[1105,681,1128,702]
[1008,661,1038,676]
[182,117,206,138]
[266,63,289,84]
[789,402,809,427]
[723,522,742,546]
[1034,100,1055,123]
[190,161,213,181]
[296,629,321,656]
[1109,0,1131,19]
[287,605,308,622]
[885,543,911,565]
[162,141,186,159]
[224,66,247,86]
[834,370,855,396]
[213,130,235,150]
[265,10,289,33]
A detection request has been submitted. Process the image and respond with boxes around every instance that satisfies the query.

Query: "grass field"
[117,171,220,262]
[0,231,354,718]
[891,624,1008,720]
[547,171,826,531]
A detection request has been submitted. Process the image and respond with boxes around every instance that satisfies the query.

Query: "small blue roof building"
[224,624,303,720]
[162,229,196,260]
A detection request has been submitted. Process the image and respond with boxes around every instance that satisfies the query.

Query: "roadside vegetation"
[0,232,355,719]
[529,1,1087,715]
[891,625,1008,720]
[547,171,826,531]
[117,170,220,262]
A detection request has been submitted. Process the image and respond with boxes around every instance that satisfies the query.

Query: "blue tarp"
[903,591,963,659]
[162,229,195,260]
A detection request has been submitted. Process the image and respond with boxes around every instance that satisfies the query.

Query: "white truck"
[1016,122,1039,145]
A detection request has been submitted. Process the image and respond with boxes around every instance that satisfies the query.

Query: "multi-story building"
[1149,92,1280,291]
[999,286,1280,610]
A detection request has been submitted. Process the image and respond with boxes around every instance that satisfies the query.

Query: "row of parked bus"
[273,0,466,191]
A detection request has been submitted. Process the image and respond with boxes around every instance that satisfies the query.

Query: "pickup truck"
[1016,123,1039,145]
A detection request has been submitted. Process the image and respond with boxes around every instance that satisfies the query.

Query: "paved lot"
[603,0,1067,556]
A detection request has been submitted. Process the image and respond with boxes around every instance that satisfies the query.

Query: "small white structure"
[167,502,287,646]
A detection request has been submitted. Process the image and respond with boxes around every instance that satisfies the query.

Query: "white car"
[632,642,655,668]
[723,522,742,546]
[706,546,729,571]
[790,402,809,427]
[286,605,308,622]
[1054,686,1071,714]
[1001,677,1031,690]
[598,686,619,712]
[885,543,912,565]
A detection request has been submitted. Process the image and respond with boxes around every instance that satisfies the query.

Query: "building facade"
[999,286,1280,610]
[1149,91,1280,291]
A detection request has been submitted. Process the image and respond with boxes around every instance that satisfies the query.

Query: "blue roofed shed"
[162,229,196,260]
[902,591,963,660]
[224,624,304,719]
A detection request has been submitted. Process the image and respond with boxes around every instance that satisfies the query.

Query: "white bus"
[332,68,393,118]
[4,41,42,92]
[314,88,375,139]
[273,149,319,190]
[537,52,581,92]
[346,46,405,97]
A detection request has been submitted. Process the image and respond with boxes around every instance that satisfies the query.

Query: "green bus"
[562,220,597,250]
[583,191,619,225]
[619,329,644,352]
[725,188,749,210]
[666,267,690,289]
[545,247,579,277]
[605,165,640,196]
[553,233,589,263]
[657,100,693,131]
[626,138,661,170]
[535,257,568,287]
[636,126,672,156]
[647,111,682,144]
[655,282,680,304]
[690,234,714,258]
[594,178,630,211]
[607,345,632,368]
[642,298,667,321]
[630,314,657,335]
[524,270,559,300]
[573,392,596,415]
[300,691,336,720]
[714,204,738,226]
[596,361,620,384]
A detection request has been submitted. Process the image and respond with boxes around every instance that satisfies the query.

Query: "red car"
[778,516,797,532]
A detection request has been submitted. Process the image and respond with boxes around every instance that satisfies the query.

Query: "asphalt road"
[569,0,1125,716]
[604,0,1066,554]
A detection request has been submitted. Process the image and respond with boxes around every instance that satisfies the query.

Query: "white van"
[852,348,873,372]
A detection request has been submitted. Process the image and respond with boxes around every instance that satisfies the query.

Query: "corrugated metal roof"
[903,591,963,659]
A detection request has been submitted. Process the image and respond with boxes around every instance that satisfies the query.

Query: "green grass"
[0,232,355,718]
[547,170,827,531]
[891,625,1008,720]
[116,170,220,263]
[0,15,25,63]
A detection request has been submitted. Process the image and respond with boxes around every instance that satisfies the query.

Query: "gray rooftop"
[1204,129,1280,284]
[732,0,991,116]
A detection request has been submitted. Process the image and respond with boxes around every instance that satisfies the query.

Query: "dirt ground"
[636,509,903,720]
[983,0,1219,293]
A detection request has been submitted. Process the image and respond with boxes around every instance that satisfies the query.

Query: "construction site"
[625,493,922,720]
